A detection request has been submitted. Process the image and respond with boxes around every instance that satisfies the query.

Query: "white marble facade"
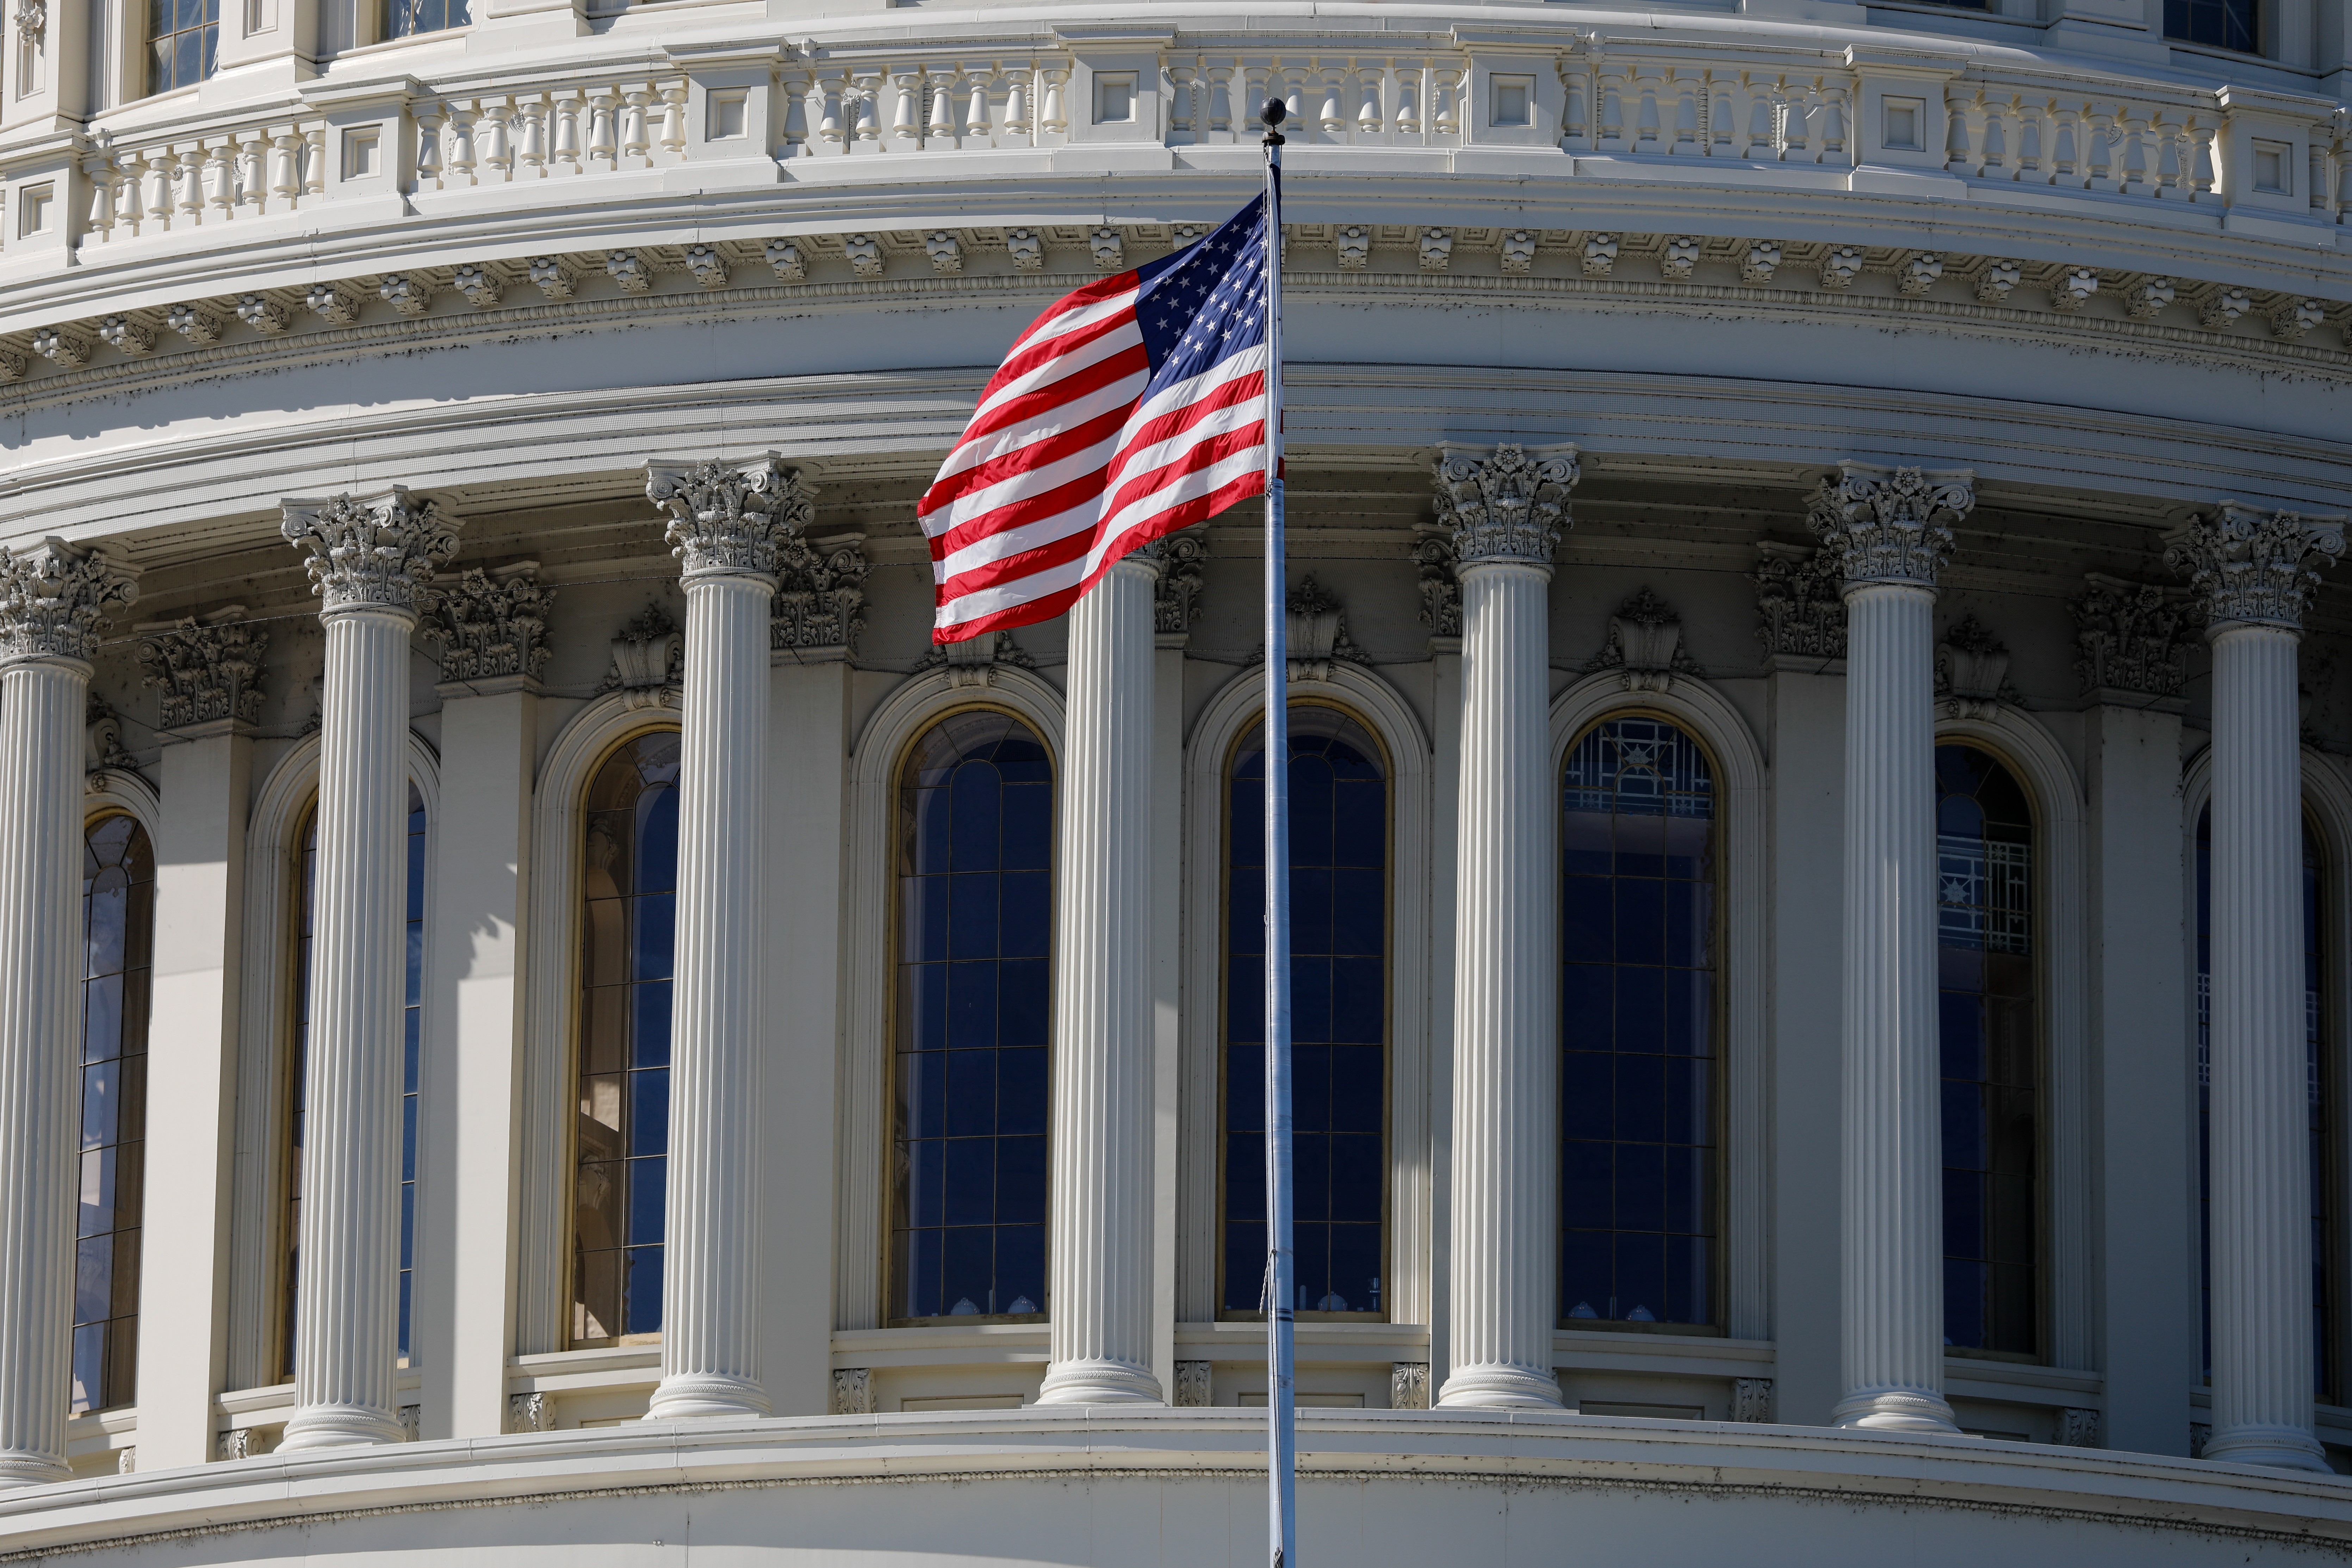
[2,0,2352,1556]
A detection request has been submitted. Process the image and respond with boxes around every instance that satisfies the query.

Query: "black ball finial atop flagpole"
[1261,97,1286,145]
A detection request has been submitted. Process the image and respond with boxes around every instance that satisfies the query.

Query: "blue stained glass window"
[2197,806,2330,1396]
[1224,705,1389,1318]
[573,732,680,1344]
[1936,745,2037,1357]
[74,814,152,1414]
[1560,716,1717,1329]
[286,781,428,1373]
[892,710,1053,1322]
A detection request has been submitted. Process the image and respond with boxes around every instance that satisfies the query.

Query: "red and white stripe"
[918,272,1269,642]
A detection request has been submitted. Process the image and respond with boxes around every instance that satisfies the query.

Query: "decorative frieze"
[1432,442,1580,567]
[1284,575,1371,681]
[830,1368,875,1415]
[1151,526,1209,636]
[766,239,808,281]
[2072,574,2194,700]
[281,488,462,616]
[1172,1362,1213,1407]
[1805,461,1975,589]
[0,539,140,667]
[1411,527,1461,640]
[2163,503,2347,632]
[1731,1377,1775,1423]
[596,604,684,706]
[1583,585,1700,693]
[771,533,868,653]
[1974,260,2022,304]
[646,454,819,583]
[137,608,268,728]
[1753,541,1846,660]
[1417,227,1452,271]
[426,562,555,686]
[1390,1363,1431,1411]
[1936,613,2017,719]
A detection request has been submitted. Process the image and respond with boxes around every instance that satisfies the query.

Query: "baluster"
[1670,74,1699,154]
[121,151,150,234]
[1002,66,1031,140]
[1167,63,1197,143]
[2117,105,2151,194]
[2018,98,2045,178]
[1557,59,1584,148]
[478,100,513,178]
[852,73,882,142]
[1820,83,1847,162]
[621,89,652,160]
[1040,67,1068,135]
[1998,96,2025,178]
[1633,69,1662,150]
[442,106,476,183]
[304,126,326,196]
[517,97,548,177]
[268,134,299,205]
[658,82,688,155]
[176,147,204,221]
[415,104,445,190]
[887,70,917,143]
[1595,68,1624,150]
[1396,61,1421,138]
[1432,66,1461,138]
[809,74,843,147]
[1357,63,1383,137]
[203,142,233,216]
[2050,103,2080,187]
[551,92,583,173]
[586,88,618,166]
[236,132,266,209]
[1280,63,1307,126]
[82,152,116,241]
[963,65,993,143]
[927,71,955,142]
[1708,74,1734,156]
[1743,77,1774,160]
[1209,63,1235,136]
[1315,66,1343,135]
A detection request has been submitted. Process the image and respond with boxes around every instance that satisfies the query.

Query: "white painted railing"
[80,114,331,244]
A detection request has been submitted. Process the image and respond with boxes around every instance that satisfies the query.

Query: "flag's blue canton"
[1134,192,1270,396]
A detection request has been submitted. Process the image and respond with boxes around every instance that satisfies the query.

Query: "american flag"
[918,193,1273,643]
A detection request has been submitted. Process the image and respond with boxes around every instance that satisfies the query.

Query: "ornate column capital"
[1806,461,1975,591]
[280,488,462,619]
[0,538,139,670]
[646,454,818,584]
[1754,541,1847,660]
[136,607,267,729]
[1432,441,1580,568]
[427,562,556,687]
[772,532,869,654]
[2163,503,2346,634]
[2071,573,2195,700]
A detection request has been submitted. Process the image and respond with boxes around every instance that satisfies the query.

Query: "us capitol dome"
[0,0,2347,1555]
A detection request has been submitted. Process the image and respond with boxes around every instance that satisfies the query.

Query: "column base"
[1035,1359,1163,1405]
[0,1451,70,1488]
[1437,1363,1564,1409]
[2202,1421,2333,1472]
[646,1371,773,1421]
[279,1402,405,1451]
[1831,1386,1959,1434]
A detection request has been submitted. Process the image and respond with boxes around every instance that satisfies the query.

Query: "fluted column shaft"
[1437,557,1562,1408]
[0,659,96,1485]
[281,607,415,1450]
[648,569,776,1420]
[2204,621,2328,1470]
[1038,554,1161,1404]
[1831,582,1958,1434]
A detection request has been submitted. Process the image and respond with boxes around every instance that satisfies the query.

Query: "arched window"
[890,711,1053,1322]
[1560,715,1718,1329]
[75,813,153,1414]
[1222,704,1388,1318]
[572,731,681,1345]
[1936,744,2038,1358]
[284,782,428,1372]
[2197,805,2333,1396]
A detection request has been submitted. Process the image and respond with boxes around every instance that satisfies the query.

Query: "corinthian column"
[644,455,813,1421]
[1037,549,1163,1405]
[2168,503,2346,1471]
[0,542,137,1488]
[1812,461,1974,1435]
[1433,442,1578,1410]
[277,490,459,1451]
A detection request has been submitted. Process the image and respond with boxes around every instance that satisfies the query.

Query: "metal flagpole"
[1259,95,1296,1568]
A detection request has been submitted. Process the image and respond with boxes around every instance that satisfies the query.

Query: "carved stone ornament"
[1389,1363,1431,1411]
[1583,585,1701,693]
[918,629,1035,689]
[2163,502,2347,633]
[2057,1407,2100,1448]
[15,0,46,41]
[830,1368,875,1416]
[1285,574,1371,682]
[1753,541,1846,660]
[1152,525,1209,636]
[646,454,819,583]
[1410,526,1461,640]
[1172,1362,1213,1408]
[1805,461,1976,590]
[280,488,461,617]
[0,538,140,669]
[506,1392,551,1433]
[427,562,555,685]
[1432,441,1580,567]
[1731,1377,1775,1423]
[2072,574,2194,700]
[596,603,684,707]
[398,1405,421,1442]
[137,607,268,728]
[2190,1421,2211,1459]
[772,533,868,652]
[1936,613,2018,719]
[215,1428,253,1462]
[85,694,136,775]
